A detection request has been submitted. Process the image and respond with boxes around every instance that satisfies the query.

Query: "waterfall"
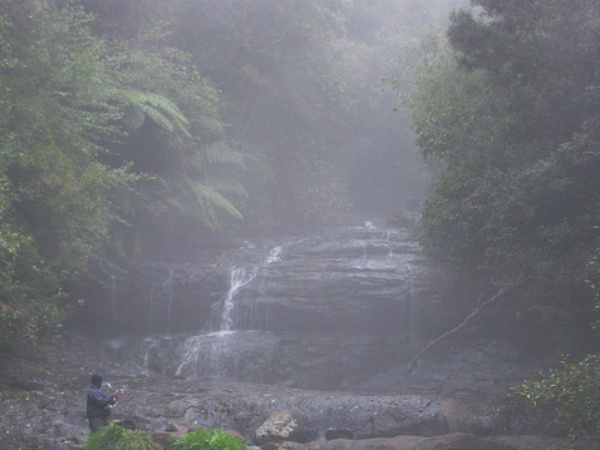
[111,275,116,338]
[266,246,282,264]
[220,267,257,332]
[175,246,282,379]
[220,246,282,332]
[165,270,174,334]
[141,338,158,376]
[136,219,431,387]
[148,263,155,334]
[219,247,282,333]
[404,264,416,345]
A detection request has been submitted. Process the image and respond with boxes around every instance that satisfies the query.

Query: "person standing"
[86,373,117,433]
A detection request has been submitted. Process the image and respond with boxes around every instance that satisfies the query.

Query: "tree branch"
[406,279,528,374]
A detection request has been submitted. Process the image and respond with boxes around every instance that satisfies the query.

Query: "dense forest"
[411,0,600,341]
[409,0,600,436]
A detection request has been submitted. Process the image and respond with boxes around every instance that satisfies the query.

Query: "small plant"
[172,429,247,450]
[83,424,160,450]
[510,354,600,439]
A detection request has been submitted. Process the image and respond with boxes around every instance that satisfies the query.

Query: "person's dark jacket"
[86,385,115,418]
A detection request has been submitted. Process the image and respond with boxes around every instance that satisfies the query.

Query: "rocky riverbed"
[1,331,598,450]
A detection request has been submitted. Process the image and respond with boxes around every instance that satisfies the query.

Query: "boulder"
[256,410,308,444]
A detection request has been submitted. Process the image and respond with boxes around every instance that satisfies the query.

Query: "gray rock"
[256,410,308,444]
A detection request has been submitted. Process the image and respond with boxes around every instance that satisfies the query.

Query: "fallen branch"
[406,280,527,374]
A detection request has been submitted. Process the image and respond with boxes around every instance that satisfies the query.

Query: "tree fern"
[194,182,243,223]
[203,142,246,167]
[141,92,189,126]
[163,175,243,230]
[138,103,176,132]
[113,88,192,138]
[203,174,247,198]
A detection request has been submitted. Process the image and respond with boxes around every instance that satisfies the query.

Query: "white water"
[148,263,155,334]
[165,270,174,334]
[111,275,116,337]
[175,246,283,379]
[220,267,258,331]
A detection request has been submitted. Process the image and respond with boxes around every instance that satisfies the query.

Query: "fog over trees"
[0,0,465,347]
[411,0,600,341]
[410,1,600,435]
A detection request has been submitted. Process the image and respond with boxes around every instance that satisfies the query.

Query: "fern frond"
[204,143,245,167]
[204,175,248,198]
[139,104,174,132]
[166,195,192,216]
[112,88,192,138]
[198,116,224,135]
[168,176,243,229]
[193,183,244,221]
[112,88,145,105]
[142,92,189,125]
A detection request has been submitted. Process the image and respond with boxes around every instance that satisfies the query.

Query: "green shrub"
[83,424,160,450]
[172,429,247,450]
[510,354,600,439]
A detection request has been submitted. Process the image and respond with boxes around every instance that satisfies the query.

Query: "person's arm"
[88,388,115,408]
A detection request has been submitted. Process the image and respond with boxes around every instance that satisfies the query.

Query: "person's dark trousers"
[88,416,109,433]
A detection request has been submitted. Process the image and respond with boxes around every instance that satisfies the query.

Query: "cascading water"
[165,270,174,334]
[403,265,416,345]
[148,263,155,334]
[111,275,116,338]
[138,219,429,389]
[174,246,282,379]
[220,267,258,332]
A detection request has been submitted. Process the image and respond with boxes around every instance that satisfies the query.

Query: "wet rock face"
[233,226,429,336]
[71,261,230,337]
[325,429,356,441]
[0,218,595,449]
[0,328,585,450]
[72,220,429,338]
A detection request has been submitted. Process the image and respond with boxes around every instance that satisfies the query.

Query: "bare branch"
[406,279,528,374]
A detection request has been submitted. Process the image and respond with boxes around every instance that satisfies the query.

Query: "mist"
[81,0,469,242]
[2,1,599,449]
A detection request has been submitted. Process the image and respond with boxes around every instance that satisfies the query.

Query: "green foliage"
[419,164,484,267]
[0,225,67,348]
[510,355,600,439]
[83,424,160,450]
[410,45,511,166]
[410,4,600,436]
[410,1,600,291]
[172,429,247,450]
[101,20,245,247]
[114,88,192,138]
[0,0,136,349]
